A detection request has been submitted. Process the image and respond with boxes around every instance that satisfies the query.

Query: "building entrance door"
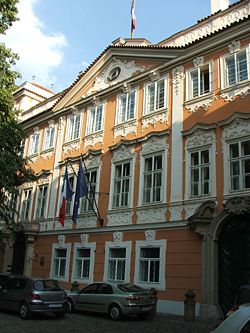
[11,232,26,274]
[218,214,250,315]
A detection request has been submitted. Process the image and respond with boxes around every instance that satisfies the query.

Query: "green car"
[66,282,157,320]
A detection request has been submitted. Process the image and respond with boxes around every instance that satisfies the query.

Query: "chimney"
[211,0,229,14]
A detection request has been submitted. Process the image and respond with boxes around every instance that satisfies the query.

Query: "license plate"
[142,306,151,311]
[48,304,62,308]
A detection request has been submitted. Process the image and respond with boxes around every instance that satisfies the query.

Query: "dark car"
[226,285,250,317]
[67,282,157,320]
[0,276,67,319]
[0,273,11,286]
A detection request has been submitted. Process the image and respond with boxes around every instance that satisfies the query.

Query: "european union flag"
[72,160,88,224]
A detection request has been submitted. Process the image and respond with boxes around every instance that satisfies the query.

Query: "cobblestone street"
[0,311,221,333]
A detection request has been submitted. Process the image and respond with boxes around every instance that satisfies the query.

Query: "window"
[190,149,210,196]
[86,104,104,134]
[229,140,250,191]
[29,132,40,155]
[50,243,71,281]
[143,154,163,204]
[65,175,74,214]
[66,114,81,142]
[116,90,136,124]
[80,170,97,213]
[145,78,166,114]
[72,242,96,283]
[139,247,160,283]
[36,185,48,218]
[224,50,248,87]
[108,248,126,281]
[134,239,166,290]
[21,189,32,220]
[112,162,131,208]
[188,64,210,99]
[43,127,55,150]
[74,248,91,279]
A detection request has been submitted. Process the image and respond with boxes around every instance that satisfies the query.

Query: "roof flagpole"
[130,0,136,38]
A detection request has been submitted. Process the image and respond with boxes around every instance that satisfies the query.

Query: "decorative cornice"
[114,120,137,139]
[228,40,241,54]
[222,116,250,141]
[112,144,135,162]
[224,196,250,214]
[84,131,104,147]
[185,128,215,149]
[141,136,167,155]
[184,94,216,113]
[142,109,168,129]
[193,56,204,68]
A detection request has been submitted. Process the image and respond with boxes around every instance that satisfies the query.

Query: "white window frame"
[186,63,212,100]
[86,103,105,135]
[80,168,98,213]
[20,188,33,221]
[138,149,166,206]
[116,90,137,124]
[111,160,132,209]
[189,148,211,197]
[71,242,96,284]
[228,138,250,192]
[221,46,249,89]
[103,241,132,283]
[35,184,49,219]
[65,113,81,142]
[143,76,167,115]
[50,243,71,282]
[29,132,40,155]
[134,239,166,290]
[43,127,55,151]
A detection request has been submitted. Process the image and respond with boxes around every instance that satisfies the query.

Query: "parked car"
[226,285,250,317]
[0,276,67,319]
[0,273,11,286]
[211,304,250,333]
[66,282,157,320]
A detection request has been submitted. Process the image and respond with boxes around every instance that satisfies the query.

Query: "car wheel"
[54,312,65,319]
[19,302,31,320]
[109,304,122,321]
[67,299,75,313]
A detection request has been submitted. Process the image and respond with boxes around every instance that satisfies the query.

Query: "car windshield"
[117,284,145,293]
[33,280,62,291]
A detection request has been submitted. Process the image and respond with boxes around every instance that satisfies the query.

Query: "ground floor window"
[72,242,96,283]
[134,239,166,290]
[50,243,71,282]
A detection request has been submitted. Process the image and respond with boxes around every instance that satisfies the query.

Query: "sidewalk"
[152,313,222,333]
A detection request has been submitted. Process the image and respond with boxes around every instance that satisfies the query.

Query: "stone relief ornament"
[186,128,215,149]
[185,94,216,113]
[92,96,100,106]
[137,206,166,224]
[228,40,241,54]
[113,231,123,246]
[145,230,156,242]
[33,126,39,133]
[142,110,168,130]
[149,70,160,82]
[172,66,185,95]
[48,119,54,128]
[193,56,204,68]
[58,116,66,133]
[220,84,250,101]
[80,233,89,245]
[107,210,133,226]
[112,145,134,162]
[58,235,65,245]
[84,132,104,147]
[122,82,131,94]
[222,117,250,141]
[114,120,137,139]
[142,136,167,155]
[83,59,146,97]
[224,197,250,214]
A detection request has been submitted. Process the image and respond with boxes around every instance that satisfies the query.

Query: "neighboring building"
[1,0,250,320]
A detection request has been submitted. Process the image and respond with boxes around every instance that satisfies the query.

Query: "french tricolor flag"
[131,0,136,31]
[59,165,72,227]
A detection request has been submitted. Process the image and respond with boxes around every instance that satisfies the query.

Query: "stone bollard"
[71,280,79,292]
[184,290,196,322]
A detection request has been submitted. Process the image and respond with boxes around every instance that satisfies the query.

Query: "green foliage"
[0,0,35,222]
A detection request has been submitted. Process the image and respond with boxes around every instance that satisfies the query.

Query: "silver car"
[67,282,157,320]
[0,276,67,319]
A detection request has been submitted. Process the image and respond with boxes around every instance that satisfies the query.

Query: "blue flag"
[72,160,88,224]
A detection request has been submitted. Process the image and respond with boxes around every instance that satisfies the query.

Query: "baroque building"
[0,0,250,319]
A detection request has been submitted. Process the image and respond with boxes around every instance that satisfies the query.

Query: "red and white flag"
[59,165,72,227]
[131,0,136,32]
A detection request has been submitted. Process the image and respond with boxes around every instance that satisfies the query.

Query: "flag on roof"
[59,165,73,227]
[72,160,88,224]
[131,0,136,33]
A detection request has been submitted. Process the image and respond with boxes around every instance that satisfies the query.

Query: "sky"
[1,0,239,93]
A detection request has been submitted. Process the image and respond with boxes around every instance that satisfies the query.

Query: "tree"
[0,0,35,222]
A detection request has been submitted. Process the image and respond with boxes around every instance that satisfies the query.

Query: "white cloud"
[1,0,67,87]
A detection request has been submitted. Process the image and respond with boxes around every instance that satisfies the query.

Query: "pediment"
[53,50,168,111]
